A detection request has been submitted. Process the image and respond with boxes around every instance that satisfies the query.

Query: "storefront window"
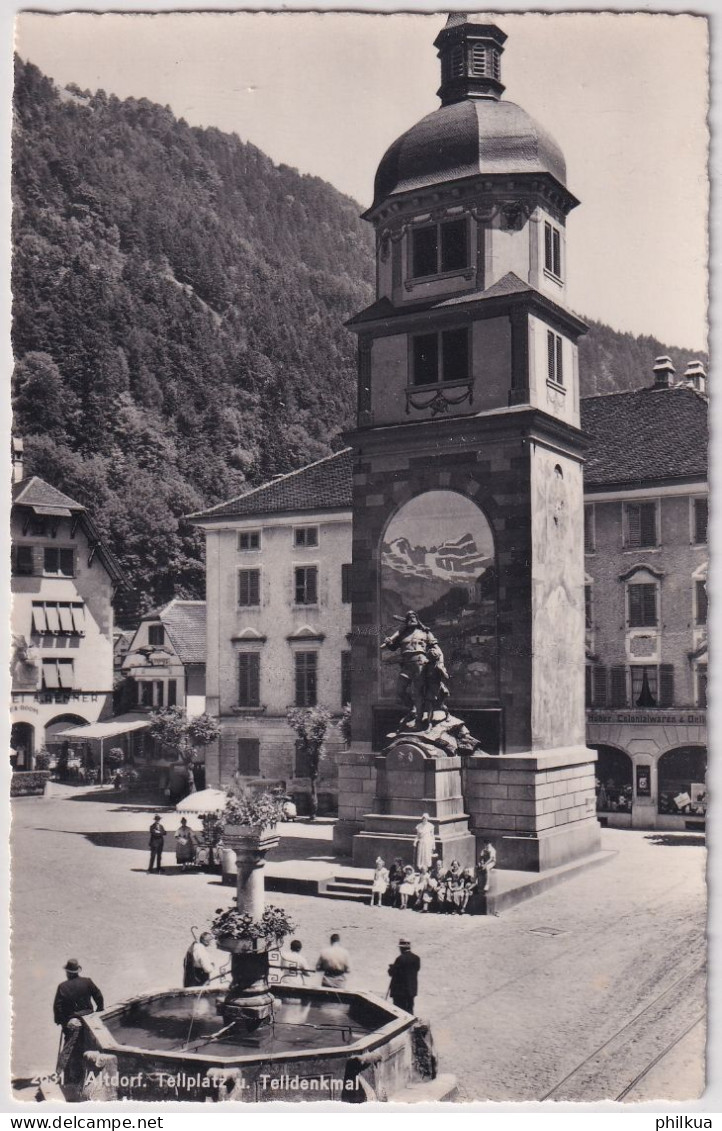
[591,745,633,813]
[658,745,707,816]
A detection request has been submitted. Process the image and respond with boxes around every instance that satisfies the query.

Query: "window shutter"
[694,498,708,544]
[238,653,260,707]
[592,665,607,707]
[547,331,555,382]
[585,666,592,707]
[341,650,352,706]
[250,570,260,605]
[544,222,552,272]
[552,228,561,276]
[659,664,674,707]
[555,335,563,385]
[626,504,641,547]
[342,564,352,604]
[644,585,657,625]
[696,580,708,625]
[640,503,657,547]
[584,506,595,553]
[168,680,177,707]
[609,665,627,707]
[60,548,75,575]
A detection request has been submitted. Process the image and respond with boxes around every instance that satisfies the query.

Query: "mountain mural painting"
[380,491,498,704]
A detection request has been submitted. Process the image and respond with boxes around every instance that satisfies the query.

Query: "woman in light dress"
[370,856,390,907]
[413,813,436,872]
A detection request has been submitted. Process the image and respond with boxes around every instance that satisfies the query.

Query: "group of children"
[370,842,497,915]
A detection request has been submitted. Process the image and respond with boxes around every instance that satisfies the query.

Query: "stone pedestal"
[219,824,279,1026]
[352,740,475,869]
[463,746,600,871]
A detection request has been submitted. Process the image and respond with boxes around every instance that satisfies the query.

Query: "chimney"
[652,356,675,389]
[683,360,706,393]
[12,436,24,484]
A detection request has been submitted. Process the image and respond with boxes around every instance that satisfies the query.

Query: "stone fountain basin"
[81,986,416,1102]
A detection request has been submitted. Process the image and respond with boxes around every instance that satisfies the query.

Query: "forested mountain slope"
[11,58,707,615]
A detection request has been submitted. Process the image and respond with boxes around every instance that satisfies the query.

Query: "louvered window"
[609,665,628,707]
[450,44,464,77]
[470,43,487,75]
[624,502,658,548]
[544,222,562,277]
[238,569,261,607]
[295,652,318,707]
[238,652,260,708]
[693,498,708,544]
[628,583,658,627]
[491,49,501,79]
[547,331,564,385]
[584,505,595,553]
[695,580,708,625]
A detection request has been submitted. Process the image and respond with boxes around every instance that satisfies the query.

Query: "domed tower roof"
[371,15,572,213]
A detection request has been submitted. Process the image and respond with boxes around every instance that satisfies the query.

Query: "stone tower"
[335,17,600,872]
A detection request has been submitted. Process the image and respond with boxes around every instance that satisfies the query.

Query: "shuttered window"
[628,583,658,627]
[609,665,628,707]
[584,506,595,553]
[44,547,75,576]
[238,652,260,708]
[659,664,674,708]
[544,222,562,277]
[341,564,352,604]
[696,664,707,708]
[295,652,318,707]
[693,498,708,544]
[695,580,708,625]
[12,545,34,575]
[591,665,607,708]
[238,569,261,607]
[547,331,564,385]
[624,502,658,548]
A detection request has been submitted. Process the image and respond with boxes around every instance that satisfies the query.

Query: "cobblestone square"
[10,785,706,1103]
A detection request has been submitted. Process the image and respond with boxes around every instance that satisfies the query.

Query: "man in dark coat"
[54,959,104,1081]
[148,814,167,873]
[387,938,420,1014]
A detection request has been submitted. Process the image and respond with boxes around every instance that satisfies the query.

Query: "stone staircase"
[319,874,374,904]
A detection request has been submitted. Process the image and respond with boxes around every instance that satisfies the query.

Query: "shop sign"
[588,712,705,726]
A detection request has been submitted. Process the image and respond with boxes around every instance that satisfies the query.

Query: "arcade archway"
[658,746,707,816]
[590,744,633,813]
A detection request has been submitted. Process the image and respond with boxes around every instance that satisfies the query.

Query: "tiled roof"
[581,386,708,488]
[188,449,353,522]
[159,600,206,665]
[12,475,85,511]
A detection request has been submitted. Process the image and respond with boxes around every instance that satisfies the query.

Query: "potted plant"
[210,905,295,954]
[222,788,285,832]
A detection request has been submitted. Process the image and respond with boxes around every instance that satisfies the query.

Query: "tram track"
[538,962,706,1102]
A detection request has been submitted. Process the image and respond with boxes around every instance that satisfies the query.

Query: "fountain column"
[217,824,279,1029]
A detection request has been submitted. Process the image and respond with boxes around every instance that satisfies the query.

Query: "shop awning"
[53,713,152,740]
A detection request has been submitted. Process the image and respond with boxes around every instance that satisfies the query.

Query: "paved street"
[11,784,706,1103]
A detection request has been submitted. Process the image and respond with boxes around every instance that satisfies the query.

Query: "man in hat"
[148,814,167,873]
[53,959,104,1081]
[387,939,421,1015]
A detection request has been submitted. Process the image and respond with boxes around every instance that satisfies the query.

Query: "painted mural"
[380,490,498,702]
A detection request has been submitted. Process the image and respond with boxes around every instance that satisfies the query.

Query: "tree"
[286,705,333,821]
[148,706,220,795]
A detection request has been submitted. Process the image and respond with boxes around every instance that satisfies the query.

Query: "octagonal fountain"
[74,796,450,1104]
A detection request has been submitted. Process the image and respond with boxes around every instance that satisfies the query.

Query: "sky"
[12,9,710,352]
